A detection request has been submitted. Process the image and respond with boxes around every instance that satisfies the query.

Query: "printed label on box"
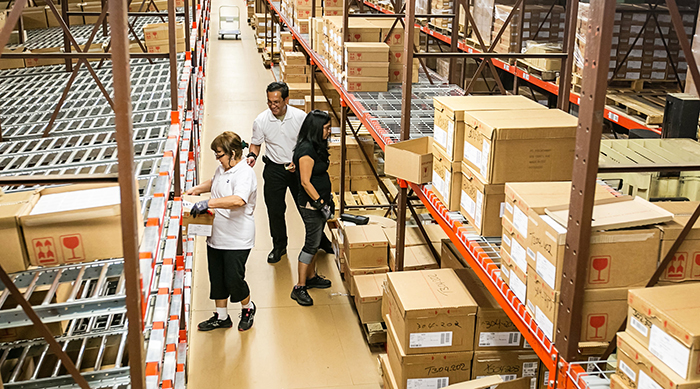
[433,170,445,199]
[407,377,450,389]
[536,252,557,289]
[511,240,528,273]
[629,316,649,338]
[502,234,511,249]
[513,207,528,237]
[478,375,517,382]
[446,121,455,159]
[526,247,535,261]
[505,202,514,216]
[536,306,554,341]
[510,272,527,303]
[649,325,691,379]
[409,332,453,348]
[188,224,213,236]
[479,332,521,347]
[462,192,476,219]
[464,142,481,168]
[618,359,636,382]
[434,125,448,149]
[289,98,305,106]
[500,203,505,218]
[480,140,490,179]
[475,191,483,228]
[638,371,662,389]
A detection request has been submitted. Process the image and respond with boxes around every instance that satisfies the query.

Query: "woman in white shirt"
[186,131,258,332]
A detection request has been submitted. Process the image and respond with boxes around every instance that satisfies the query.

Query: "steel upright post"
[557,0,578,111]
[555,0,615,362]
[109,0,146,386]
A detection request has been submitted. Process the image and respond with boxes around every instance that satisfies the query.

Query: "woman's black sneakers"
[306,274,331,289]
[238,302,256,331]
[291,285,313,306]
[197,312,233,331]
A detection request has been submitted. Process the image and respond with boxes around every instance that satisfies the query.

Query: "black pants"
[207,246,251,303]
[262,158,331,251]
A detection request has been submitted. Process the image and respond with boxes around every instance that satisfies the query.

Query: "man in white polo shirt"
[247,82,333,264]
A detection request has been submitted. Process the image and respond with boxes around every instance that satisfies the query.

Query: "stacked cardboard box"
[491,4,565,54]
[381,269,478,389]
[143,22,186,53]
[430,0,453,29]
[653,201,700,283]
[344,42,390,92]
[328,135,377,192]
[353,273,386,324]
[501,183,672,344]
[615,284,700,389]
[253,13,278,39]
[281,50,309,83]
[383,225,447,271]
[338,222,389,299]
[576,4,695,82]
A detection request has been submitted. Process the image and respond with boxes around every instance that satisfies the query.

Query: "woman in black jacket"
[290,110,334,306]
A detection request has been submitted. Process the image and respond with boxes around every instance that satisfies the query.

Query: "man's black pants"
[262,158,331,252]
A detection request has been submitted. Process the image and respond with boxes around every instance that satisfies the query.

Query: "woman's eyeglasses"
[215,152,226,160]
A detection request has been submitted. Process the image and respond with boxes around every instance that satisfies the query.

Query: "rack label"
[638,371,662,389]
[649,325,691,379]
[410,332,453,348]
[618,360,636,382]
[407,377,449,389]
[607,112,619,122]
[479,332,521,347]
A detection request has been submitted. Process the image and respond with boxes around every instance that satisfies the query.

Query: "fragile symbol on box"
[588,255,610,284]
[664,252,688,279]
[693,253,700,278]
[587,313,607,341]
[61,234,85,262]
[33,238,58,265]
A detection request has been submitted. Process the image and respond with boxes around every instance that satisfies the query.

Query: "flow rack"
[360,0,664,135]
[263,0,619,387]
[0,0,211,385]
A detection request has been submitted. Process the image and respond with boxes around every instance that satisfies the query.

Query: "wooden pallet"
[516,59,557,81]
[605,93,665,125]
[362,322,387,345]
[332,190,392,217]
[572,73,681,93]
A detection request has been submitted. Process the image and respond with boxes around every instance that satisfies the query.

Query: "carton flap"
[464,110,577,140]
[545,197,674,231]
[446,376,531,389]
[505,182,615,214]
[433,95,546,117]
[355,273,385,300]
[343,42,390,52]
[345,225,387,247]
[387,269,477,316]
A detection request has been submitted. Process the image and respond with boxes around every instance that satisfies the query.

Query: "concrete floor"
[186,0,384,387]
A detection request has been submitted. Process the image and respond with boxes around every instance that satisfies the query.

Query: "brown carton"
[501,249,527,304]
[384,226,429,248]
[384,137,433,184]
[471,351,540,385]
[526,268,629,343]
[432,96,546,162]
[344,42,390,62]
[389,245,439,272]
[447,376,532,389]
[385,269,478,354]
[454,268,524,350]
[654,201,700,282]
[342,224,388,269]
[20,183,144,267]
[0,47,26,70]
[432,144,462,211]
[386,313,474,389]
[610,374,634,389]
[626,284,700,381]
[0,191,38,273]
[343,76,388,92]
[441,240,467,269]
[281,62,308,75]
[146,40,186,53]
[343,263,389,296]
[345,61,389,77]
[461,164,505,237]
[380,353,401,389]
[354,273,386,323]
[182,195,214,236]
[22,6,48,29]
[617,332,699,389]
[462,109,577,184]
[143,21,186,42]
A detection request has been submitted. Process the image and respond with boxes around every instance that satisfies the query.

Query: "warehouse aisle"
[186,1,383,388]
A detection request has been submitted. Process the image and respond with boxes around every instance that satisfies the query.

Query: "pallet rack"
[259,0,700,387]
[0,0,211,385]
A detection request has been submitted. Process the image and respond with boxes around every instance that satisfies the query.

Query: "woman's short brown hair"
[210,131,248,160]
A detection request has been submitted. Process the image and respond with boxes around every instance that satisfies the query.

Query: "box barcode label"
[407,377,449,389]
[524,340,533,349]
[479,332,521,347]
[649,325,691,379]
[409,331,453,348]
[500,202,506,218]
[523,362,538,377]
[638,371,663,389]
[618,356,636,382]
[502,234,512,248]
[629,316,649,338]
[505,202,514,216]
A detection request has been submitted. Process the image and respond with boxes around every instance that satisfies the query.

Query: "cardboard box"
[501,249,527,304]
[432,96,546,163]
[441,240,467,269]
[617,331,697,389]
[283,51,306,65]
[461,164,505,237]
[146,40,186,53]
[143,22,186,42]
[380,353,401,389]
[0,284,71,343]
[471,351,540,384]
[343,76,388,92]
[0,47,26,70]
[345,61,389,77]
[453,268,524,350]
[388,63,420,83]
[447,376,532,389]
[351,176,378,191]
[344,42,390,62]
[182,195,214,236]
[283,73,311,83]
[461,109,577,184]
[344,262,389,296]
[342,224,389,269]
[654,201,700,282]
[384,226,430,248]
[389,245,439,272]
[282,62,308,75]
[47,4,84,26]
[0,190,37,274]
[609,374,634,389]
[354,273,386,323]
[526,268,629,342]
[432,144,462,211]
[386,313,474,389]
[20,184,144,267]
[625,284,700,381]
[384,137,433,184]
[384,269,478,354]
[22,6,48,29]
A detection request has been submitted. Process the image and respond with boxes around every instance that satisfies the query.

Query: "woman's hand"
[185,187,197,195]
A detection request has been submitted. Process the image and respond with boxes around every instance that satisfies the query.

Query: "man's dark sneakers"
[238,302,256,331]
[197,312,232,331]
[291,286,313,306]
[306,274,331,289]
[267,248,287,264]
